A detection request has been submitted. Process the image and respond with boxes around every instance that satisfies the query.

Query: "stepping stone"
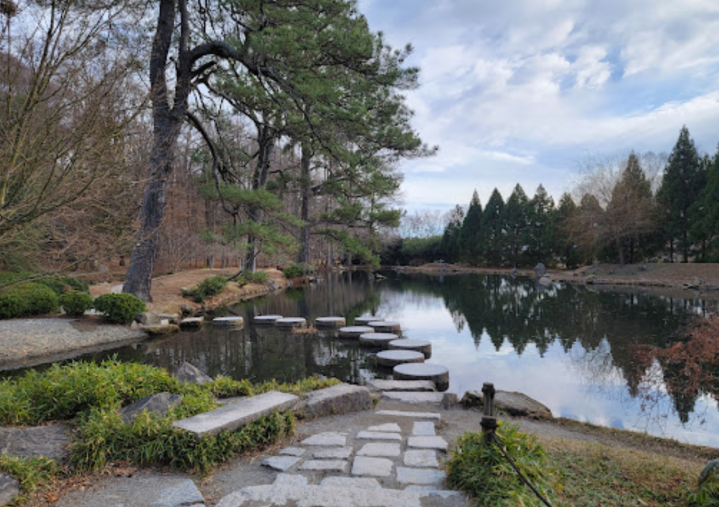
[357,443,401,457]
[389,339,432,358]
[274,474,308,486]
[315,316,346,328]
[319,477,382,489]
[351,456,394,477]
[173,391,299,437]
[313,447,353,459]
[359,332,399,348]
[301,432,347,446]
[300,460,348,472]
[213,316,244,327]
[254,314,282,325]
[338,326,374,338]
[367,423,401,432]
[144,324,179,336]
[404,486,463,499]
[412,422,436,436]
[376,350,425,367]
[298,383,373,419]
[396,467,447,485]
[381,392,444,404]
[275,317,307,328]
[262,456,301,471]
[367,321,401,333]
[393,363,449,391]
[376,410,441,421]
[356,431,402,441]
[278,447,305,457]
[179,317,204,329]
[404,450,439,468]
[408,436,448,451]
[365,380,437,392]
[354,316,384,325]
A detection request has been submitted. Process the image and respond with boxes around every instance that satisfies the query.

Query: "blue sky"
[357,0,719,212]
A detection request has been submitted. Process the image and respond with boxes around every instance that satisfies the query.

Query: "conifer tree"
[440,205,465,262]
[459,190,483,265]
[528,184,556,265]
[555,193,579,268]
[503,184,530,267]
[482,188,505,266]
[691,149,719,261]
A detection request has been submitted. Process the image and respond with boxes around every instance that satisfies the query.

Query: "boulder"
[120,392,183,423]
[135,311,161,326]
[295,383,374,419]
[144,324,180,336]
[0,424,72,462]
[461,390,552,419]
[0,473,19,507]
[174,362,213,384]
[699,458,719,486]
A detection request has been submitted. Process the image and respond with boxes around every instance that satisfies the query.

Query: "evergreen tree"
[527,184,556,265]
[459,190,483,265]
[482,188,505,266]
[503,184,530,267]
[657,126,704,262]
[440,205,465,262]
[691,149,719,261]
[555,193,579,268]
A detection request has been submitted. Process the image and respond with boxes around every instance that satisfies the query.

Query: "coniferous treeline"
[386,125,719,267]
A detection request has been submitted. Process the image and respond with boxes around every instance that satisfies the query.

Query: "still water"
[92,271,719,447]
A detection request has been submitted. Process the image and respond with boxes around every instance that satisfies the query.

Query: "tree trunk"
[244,125,276,272]
[298,143,312,264]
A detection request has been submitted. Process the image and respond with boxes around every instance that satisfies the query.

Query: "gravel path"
[0,318,145,371]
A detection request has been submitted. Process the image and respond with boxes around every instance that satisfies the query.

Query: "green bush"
[93,293,146,324]
[36,274,89,295]
[283,263,311,279]
[689,463,719,506]
[59,291,94,317]
[0,282,59,320]
[0,455,58,503]
[181,275,228,303]
[245,271,268,284]
[446,423,556,507]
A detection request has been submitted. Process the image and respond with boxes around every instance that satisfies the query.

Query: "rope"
[489,432,554,507]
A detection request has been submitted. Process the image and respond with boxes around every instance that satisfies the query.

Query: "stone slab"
[153,479,205,506]
[301,432,347,447]
[376,410,441,421]
[357,443,401,457]
[179,317,204,328]
[359,333,400,348]
[367,321,401,333]
[278,446,305,457]
[120,392,183,424]
[297,384,373,419]
[365,380,436,392]
[254,315,283,324]
[275,317,307,328]
[173,390,299,437]
[0,473,19,507]
[376,350,424,367]
[319,477,382,490]
[338,326,374,338]
[300,460,348,472]
[313,447,353,459]
[403,486,463,499]
[381,392,444,404]
[144,324,180,336]
[351,456,394,477]
[367,423,401,433]
[393,363,449,391]
[0,424,72,462]
[388,339,432,358]
[315,317,346,327]
[274,474,309,486]
[174,362,213,384]
[461,389,553,419]
[213,316,244,327]
[356,431,402,441]
[396,467,446,485]
[407,436,448,451]
[261,456,301,472]
[412,422,436,436]
[404,450,438,468]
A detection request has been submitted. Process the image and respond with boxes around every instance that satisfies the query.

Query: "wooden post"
[480,382,498,444]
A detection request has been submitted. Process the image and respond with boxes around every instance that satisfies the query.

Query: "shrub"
[446,423,556,507]
[181,275,228,303]
[244,271,268,284]
[93,293,146,324]
[36,275,89,295]
[0,282,59,319]
[59,291,94,317]
[0,455,58,503]
[283,263,311,279]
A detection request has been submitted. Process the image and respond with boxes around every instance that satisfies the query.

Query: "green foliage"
[59,290,94,316]
[35,275,89,295]
[0,282,59,320]
[689,470,719,506]
[446,423,556,507]
[241,271,269,285]
[0,455,58,502]
[283,262,311,279]
[181,275,228,303]
[93,293,146,324]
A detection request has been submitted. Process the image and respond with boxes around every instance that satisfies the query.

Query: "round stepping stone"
[315,316,346,328]
[338,326,374,338]
[368,321,401,333]
[275,317,307,329]
[212,316,244,327]
[389,339,432,358]
[179,317,203,329]
[354,316,384,325]
[254,315,283,325]
[376,350,425,367]
[393,363,449,392]
[359,332,399,349]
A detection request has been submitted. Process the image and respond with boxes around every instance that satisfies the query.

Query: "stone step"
[365,380,437,392]
[381,392,445,404]
[173,390,299,437]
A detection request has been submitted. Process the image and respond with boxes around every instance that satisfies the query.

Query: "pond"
[70,271,719,446]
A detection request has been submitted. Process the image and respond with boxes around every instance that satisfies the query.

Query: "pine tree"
[440,205,465,262]
[503,184,530,267]
[691,149,719,261]
[555,193,579,268]
[482,189,505,266]
[527,184,556,265]
[459,190,483,265]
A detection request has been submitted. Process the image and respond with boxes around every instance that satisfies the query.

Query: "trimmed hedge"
[0,283,59,320]
[93,293,146,324]
[59,291,94,317]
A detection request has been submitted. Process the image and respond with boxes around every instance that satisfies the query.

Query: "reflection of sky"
[379,290,719,447]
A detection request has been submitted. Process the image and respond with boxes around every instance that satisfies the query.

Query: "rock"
[174,362,213,384]
[534,263,546,278]
[407,436,448,451]
[538,274,552,286]
[179,317,204,329]
[393,363,449,391]
[356,431,402,441]
[179,304,194,317]
[376,350,425,367]
[0,473,19,506]
[585,274,596,285]
[358,332,399,349]
[699,458,719,486]
[0,424,72,462]
[350,456,394,477]
[299,460,348,472]
[158,313,180,324]
[367,321,401,333]
[213,316,244,327]
[381,392,444,404]
[403,450,438,468]
[275,317,307,329]
[154,479,205,507]
[388,339,432,358]
[338,326,374,338]
[357,443,401,457]
[315,316,346,328]
[120,392,183,423]
[365,379,437,392]
[295,383,374,419]
[367,423,401,432]
[313,447,353,459]
[412,422,436,436]
[300,432,347,447]
[262,456,301,472]
[461,389,553,419]
[442,392,458,409]
[396,467,446,485]
[254,314,283,325]
[144,324,180,336]
[135,311,161,325]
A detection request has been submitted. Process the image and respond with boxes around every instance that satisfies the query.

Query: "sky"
[357,0,719,213]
